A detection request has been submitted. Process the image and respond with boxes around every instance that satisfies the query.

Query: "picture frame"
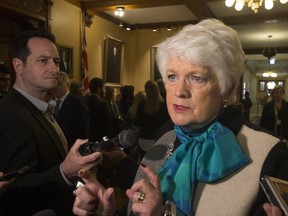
[278,81,284,87]
[259,81,266,92]
[57,44,73,77]
[150,46,161,81]
[104,36,123,84]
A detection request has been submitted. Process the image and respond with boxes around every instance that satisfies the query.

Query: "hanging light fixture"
[263,69,277,77]
[114,6,125,17]
[225,0,288,13]
[262,35,277,60]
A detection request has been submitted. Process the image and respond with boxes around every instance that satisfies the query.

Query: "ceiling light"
[167,26,172,31]
[267,81,276,90]
[225,0,287,13]
[263,70,277,77]
[270,58,276,64]
[119,22,123,27]
[126,26,131,31]
[262,35,277,60]
[114,6,124,17]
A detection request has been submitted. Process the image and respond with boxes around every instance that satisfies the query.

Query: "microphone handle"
[79,138,117,156]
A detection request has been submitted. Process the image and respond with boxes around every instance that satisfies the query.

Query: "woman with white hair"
[72,19,288,216]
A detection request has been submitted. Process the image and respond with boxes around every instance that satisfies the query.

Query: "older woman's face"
[164,57,223,129]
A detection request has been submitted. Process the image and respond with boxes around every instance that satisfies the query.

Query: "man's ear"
[12,58,23,74]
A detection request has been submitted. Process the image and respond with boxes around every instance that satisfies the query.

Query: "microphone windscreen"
[118,129,138,148]
[32,209,57,216]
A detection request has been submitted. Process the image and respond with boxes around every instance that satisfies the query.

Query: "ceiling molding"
[183,0,215,19]
[244,47,288,55]
[82,0,184,11]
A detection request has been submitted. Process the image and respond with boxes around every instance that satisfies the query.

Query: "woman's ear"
[223,86,236,105]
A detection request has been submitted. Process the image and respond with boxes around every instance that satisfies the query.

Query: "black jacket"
[0,89,74,216]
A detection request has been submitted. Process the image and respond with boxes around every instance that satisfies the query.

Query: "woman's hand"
[73,169,116,216]
[0,172,11,192]
[126,164,163,216]
[263,203,287,216]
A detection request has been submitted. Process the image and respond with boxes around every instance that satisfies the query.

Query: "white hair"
[156,18,245,104]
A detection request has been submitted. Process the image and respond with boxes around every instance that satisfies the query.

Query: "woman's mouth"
[173,104,190,112]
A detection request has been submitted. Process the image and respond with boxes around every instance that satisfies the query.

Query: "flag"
[81,11,89,95]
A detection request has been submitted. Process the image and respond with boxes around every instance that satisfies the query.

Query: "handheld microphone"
[79,129,138,156]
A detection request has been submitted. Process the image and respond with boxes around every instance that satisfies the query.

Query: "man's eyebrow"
[36,55,50,59]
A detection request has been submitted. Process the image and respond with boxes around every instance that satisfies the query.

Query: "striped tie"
[54,99,61,116]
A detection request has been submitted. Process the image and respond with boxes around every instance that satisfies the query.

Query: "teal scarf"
[158,121,249,215]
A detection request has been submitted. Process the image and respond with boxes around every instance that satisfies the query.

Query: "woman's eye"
[189,76,207,83]
[167,74,177,82]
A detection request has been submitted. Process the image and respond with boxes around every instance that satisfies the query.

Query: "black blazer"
[0,89,74,216]
[85,94,113,141]
[56,93,90,148]
[260,99,288,139]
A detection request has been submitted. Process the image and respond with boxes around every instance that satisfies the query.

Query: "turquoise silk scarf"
[158,121,249,215]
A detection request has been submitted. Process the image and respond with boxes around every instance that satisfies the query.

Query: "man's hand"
[61,139,103,179]
[263,203,286,216]
[73,169,116,216]
[0,172,11,192]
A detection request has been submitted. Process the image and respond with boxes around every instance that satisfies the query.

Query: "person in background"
[0,30,102,215]
[72,19,288,216]
[122,91,147,162]
[117,85,135,120]
[156,78,166,100]
[123,91,146,130]
[242,91,252,121]
[85,77,113,141]
[134,80,170,154]
[51,71,90,148]
[69,80,84,97]
[260,85,288,139]
[104,86,123,137]
[0,63,11,100]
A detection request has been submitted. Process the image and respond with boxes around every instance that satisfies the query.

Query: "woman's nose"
[175,80,191,98]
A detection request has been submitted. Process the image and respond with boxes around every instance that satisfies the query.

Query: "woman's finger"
[140,164,160,190]
[78,169,104,195]
[73,194,97,216]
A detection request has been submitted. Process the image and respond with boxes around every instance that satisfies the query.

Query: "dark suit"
[85,94,113,141]
[56,93,90,148]
[0,89,74,216]
[260,99,288,139]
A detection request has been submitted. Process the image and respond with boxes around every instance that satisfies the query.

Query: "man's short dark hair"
[11,30,56,64]
[89,77,105,93]
[0,63,10,74]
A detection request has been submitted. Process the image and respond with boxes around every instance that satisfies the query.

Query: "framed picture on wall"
[58,44,73,77]
[150,46,161,81]
[104,36,123,84]
[259,81,266,92]
[278,81,284,87]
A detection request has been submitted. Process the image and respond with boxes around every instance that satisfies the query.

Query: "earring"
[222,99,228,108]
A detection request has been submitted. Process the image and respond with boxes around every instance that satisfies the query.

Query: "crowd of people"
[1,19,288,216]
